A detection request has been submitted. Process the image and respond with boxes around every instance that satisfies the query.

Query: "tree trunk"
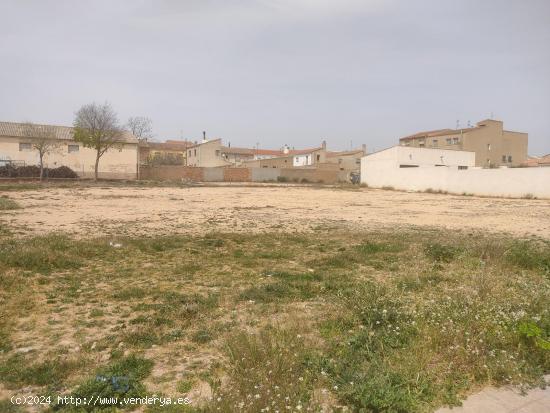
[39,154,44,181]
[94,151,100,181]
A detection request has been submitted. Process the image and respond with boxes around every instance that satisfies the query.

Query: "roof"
[522,154,550,167]
[144,141,192,151]
[400,127,480,141]
[288,147,323,155]
[365,144,475,158]
[0,121,138,143]
[220,146,255,155]
[326,150,364,158]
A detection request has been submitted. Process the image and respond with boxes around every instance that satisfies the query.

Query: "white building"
[360,145,550,198]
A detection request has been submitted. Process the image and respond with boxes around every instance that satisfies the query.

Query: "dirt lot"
[2,184,550,238]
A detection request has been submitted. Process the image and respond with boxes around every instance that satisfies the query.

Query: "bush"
[276,176,289,183]
[0,164,78,178]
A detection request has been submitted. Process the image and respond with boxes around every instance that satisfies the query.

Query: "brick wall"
[223,168,251,182]
[139,166,204,181]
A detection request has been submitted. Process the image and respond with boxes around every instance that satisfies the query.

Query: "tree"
[127,116,153,141]
[73,102,125,181]
[22,122,59,181]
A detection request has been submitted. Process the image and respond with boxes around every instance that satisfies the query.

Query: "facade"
[399,119,527,167]
[139,140,191,166]
[360,146,549,199]
[0,121,139,179]
[186,139,234,167]
[325,146,366,171]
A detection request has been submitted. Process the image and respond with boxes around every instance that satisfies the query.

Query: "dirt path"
[2,185,550,238]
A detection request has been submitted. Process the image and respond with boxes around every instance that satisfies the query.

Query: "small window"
[355,158,361,165]
[399,164,419,168]
[194,149,197,156]
[446,138,452,145]
[508,155,512,163]
[316,154,320,162]
[453,137,459,144]
[188,150,191,157]
[68,144,79,153]
[419,143,425,148]
[502,155,506,162]
[458,166,468,170]
[432,139,438,146]
[215,150,220,156]
[19,142,32,151]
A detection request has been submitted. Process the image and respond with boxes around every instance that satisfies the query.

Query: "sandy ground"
[2,184,550,238]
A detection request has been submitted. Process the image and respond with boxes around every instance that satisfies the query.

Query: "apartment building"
[399,119,527,167]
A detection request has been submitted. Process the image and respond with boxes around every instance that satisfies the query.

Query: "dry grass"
[0,228,548,412]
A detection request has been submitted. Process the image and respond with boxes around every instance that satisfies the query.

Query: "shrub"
[276,176,289,183]
[0,164,78,178]
[0,196,21,210]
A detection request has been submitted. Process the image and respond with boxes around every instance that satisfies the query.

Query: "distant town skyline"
[1,0,549,155]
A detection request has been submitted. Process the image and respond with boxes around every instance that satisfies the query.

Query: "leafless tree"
[22,122,59,181]
[73,102,124,181]
[127,116,153,141]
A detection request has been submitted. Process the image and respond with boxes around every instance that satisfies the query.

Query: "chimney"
[202,131,208,143]
[362,144,367,154]
[321,140,326,150]
[283,144,289,155]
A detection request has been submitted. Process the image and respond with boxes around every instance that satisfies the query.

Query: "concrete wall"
[139,165,350,184]
[361,160,550,198]
[0,136,138,179]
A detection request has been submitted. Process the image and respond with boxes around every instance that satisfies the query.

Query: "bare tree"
[73,102,124,181]
[127,116,153,141]
[22,122,59,181]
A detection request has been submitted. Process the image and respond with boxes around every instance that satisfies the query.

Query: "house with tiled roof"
[0,121,139,179]
[399,119,527,167]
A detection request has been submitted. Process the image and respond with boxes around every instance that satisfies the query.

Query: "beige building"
[399,119,527,167]
[0,121,139,179]
[139,140,191,166]
[325,146,367,171]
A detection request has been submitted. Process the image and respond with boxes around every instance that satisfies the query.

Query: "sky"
[1,0,549,155]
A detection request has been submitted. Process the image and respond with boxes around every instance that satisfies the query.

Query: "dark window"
[458,166,468,170]
[316,154,320,161]
[399,164,419,168]
[502,155,507,162]
[68,144,79,153]
[508,155,512,163]
[19,143,32,151]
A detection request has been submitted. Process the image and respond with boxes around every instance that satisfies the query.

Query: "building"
[522,154,550,167]
[325,146,367,171]
[139,140,191,166]
[399,119,527,167]
[243,142,328,169]
[360,145,550,199]
[0,121,139,179]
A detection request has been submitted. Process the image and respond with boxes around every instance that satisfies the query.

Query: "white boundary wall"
[361,162,550,198]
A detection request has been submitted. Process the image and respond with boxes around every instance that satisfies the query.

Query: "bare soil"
[2,185,549,238]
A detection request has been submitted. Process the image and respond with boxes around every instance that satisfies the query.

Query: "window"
[453,137,459,144]
[458,166,468,170]
[502,155,507,162]
[338,159,343,164]
[194,149,197,156]
[355,158,361,165]
[215,150,220,156]
[432,139,438,147]
[68,144,79,153]
[188,150,191,157]
[419,143,425,148]
[316,154,320,162]
[508,155,512,163]
[19,142,32,151]
[399,164,419,168]
[446,138,452,145]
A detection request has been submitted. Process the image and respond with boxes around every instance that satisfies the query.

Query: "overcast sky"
[1,0,549,154]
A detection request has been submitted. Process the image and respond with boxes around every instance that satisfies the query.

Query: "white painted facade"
[360,146,550,198]
[293,154,313,167]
